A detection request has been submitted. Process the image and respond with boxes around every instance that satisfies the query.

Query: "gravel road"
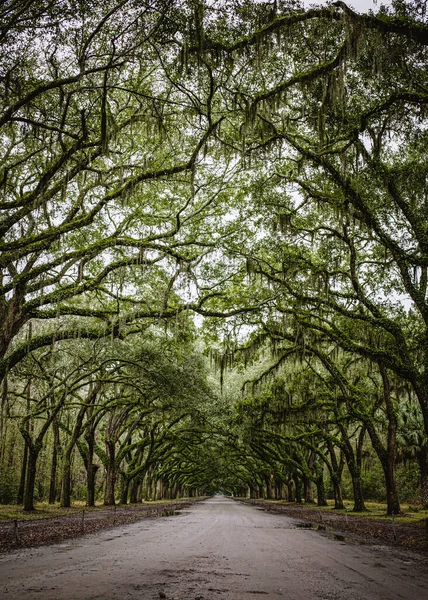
[0,496,427,600]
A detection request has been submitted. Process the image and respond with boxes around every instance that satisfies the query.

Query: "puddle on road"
[295,522,352,543]
[157,510,181,518]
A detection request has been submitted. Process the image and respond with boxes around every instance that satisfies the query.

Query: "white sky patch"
[302,0,392,12]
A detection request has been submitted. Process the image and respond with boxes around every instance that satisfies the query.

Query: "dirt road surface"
[0,497,427,600]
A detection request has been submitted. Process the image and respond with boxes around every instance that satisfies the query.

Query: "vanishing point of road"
[0,497,427,600]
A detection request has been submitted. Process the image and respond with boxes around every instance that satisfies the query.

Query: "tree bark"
[327,441,344,509]
[338,423,367,511]
[265,475,273,499]
[85,429,98,506]
[48,419,60,504]
[103,439,116,505]
[23,445,41,511]
[129,478,140,504]
[315,473,328,506]
[377,365,401,514]
[286,478,296,502]
[60,454,72,508]
[120,475,129,504]
[17,440,28,505]
[17,382,31,505]
[293,472,303,503]
[303,475,314,503]
[61,402,87,508]
[412,380,428,507]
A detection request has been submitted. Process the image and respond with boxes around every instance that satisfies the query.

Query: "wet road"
[0,497,427,600]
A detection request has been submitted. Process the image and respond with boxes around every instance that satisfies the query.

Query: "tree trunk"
[23,446,40,511]
[104,440,116,505]
[130,479,139,504]
[384,457,401,515]
[136,481,143,503]
[61,402,87,508]
[353,427,367,511]
[287,478,296,502]
[379,364,401,515]
[155,478,162,500]
[338,423,367,512]
[144,471,153,501]
[17,383,31,505]
[84,427,97,506]
[365,420,400,515]
[17,440,28,505]
[316,473,328,507]
[327,442,345,510]
[293,472,303,503]
[265,475,273,499]
[120,475,129,505]
[303,475,314,503]
[88,464,99,507]
[61,453,72,508]
[48,419,60,504]
[333,478,344,509]
[19,383,64,510]
[351,472,366,511]
[0,375,8,464]
[412,380,428,507]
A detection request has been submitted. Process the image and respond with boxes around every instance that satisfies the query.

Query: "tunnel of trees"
[1,0,428,515]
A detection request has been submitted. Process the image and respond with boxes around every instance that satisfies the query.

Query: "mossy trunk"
[48,419,60,504]
[23,446,40,511]
[17,441,28,505]
[61,404,87,508]
[120,476,130,505]
[103,440,116,506]
[287,478,296,502]
[304,476,314,503]
[351,473,366,512]
[60,454,72,508]
[332,477,344,510]
[265,475,273,499]
[327,441,344,509]
[340,424,367,512]
[379,365,401,515]
[293,472,303,504]
[316,474,328,507]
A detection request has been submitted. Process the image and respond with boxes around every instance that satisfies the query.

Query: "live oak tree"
[197,0,428,507]
[0,0,240,384]
[2,0,428,509]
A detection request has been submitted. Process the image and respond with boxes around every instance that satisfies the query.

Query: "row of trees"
[217,344,425,513]
[0,0,239,508]
[1,0,427,511]
[1,327,221,509]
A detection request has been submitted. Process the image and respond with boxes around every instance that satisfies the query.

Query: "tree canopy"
[1,0,428,512]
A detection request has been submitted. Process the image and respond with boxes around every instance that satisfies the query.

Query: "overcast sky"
[302,0,393,12]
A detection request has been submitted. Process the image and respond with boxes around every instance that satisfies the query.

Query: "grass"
[0,497,201,521]
[259,499,428,525]
[0,502,105,521]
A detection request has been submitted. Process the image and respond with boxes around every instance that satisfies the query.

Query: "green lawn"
[0,497,198,521]
[261,499,428,525]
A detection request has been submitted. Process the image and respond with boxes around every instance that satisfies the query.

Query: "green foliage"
[360,464,387,503]
[1,0,428,510]
[0,468,19,505]
[396,462,422,504]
